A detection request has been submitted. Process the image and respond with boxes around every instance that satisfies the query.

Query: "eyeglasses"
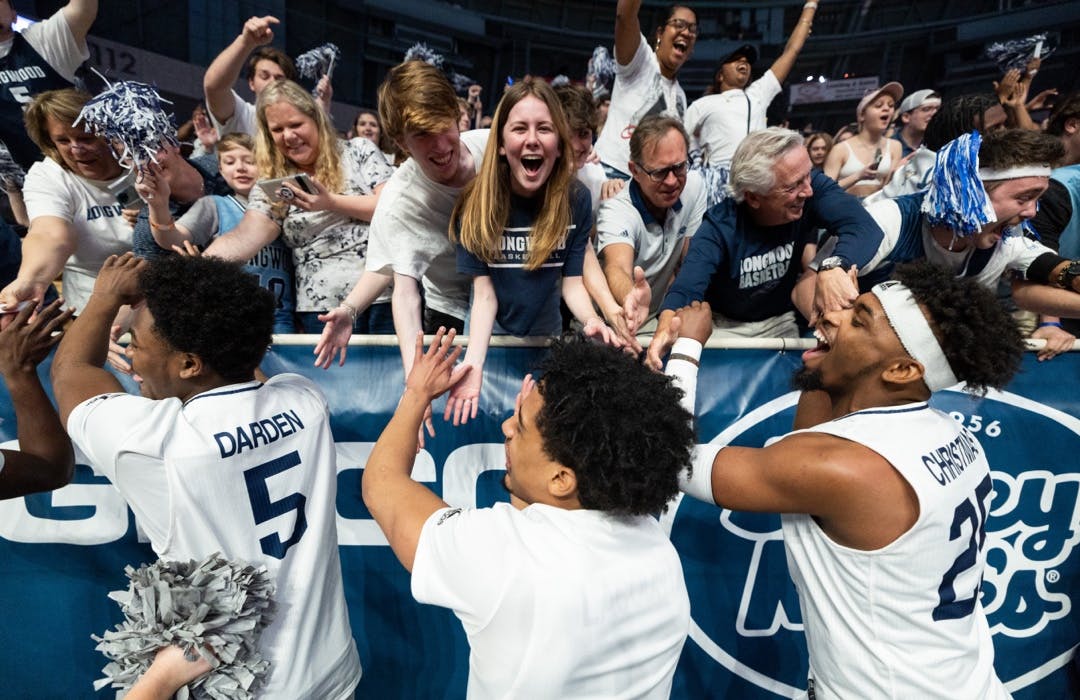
[635,160,689,183]
[666,18,698,36]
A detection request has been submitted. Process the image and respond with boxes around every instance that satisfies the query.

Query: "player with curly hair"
[364,329,694,697]
[668,260,1023,699]
[51,252,361,698]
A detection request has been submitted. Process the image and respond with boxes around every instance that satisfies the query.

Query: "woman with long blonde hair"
[202,79,395,337]
[445,77,619,424]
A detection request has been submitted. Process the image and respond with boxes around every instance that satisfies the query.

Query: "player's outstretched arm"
[52,253,143,424]
[364,328,466,571]
[0,299,75,499]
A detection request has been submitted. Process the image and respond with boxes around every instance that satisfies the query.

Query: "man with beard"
[364,330,694,697]
[665,260,1023,699]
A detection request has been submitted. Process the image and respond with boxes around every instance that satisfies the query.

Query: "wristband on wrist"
[149,218,174,232]
[1038,321,1063,328]
[803,1,818,9]
[671,337,704,364]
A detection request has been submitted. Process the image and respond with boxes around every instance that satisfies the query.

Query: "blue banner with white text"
[0,344,1077,698]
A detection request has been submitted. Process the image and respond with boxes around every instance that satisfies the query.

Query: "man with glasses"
[594,0,697,180]
[597,115,706,331]
[646,127,882,367]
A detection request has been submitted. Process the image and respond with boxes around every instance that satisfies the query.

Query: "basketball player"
[50,252,360,698]
[364,330,695,697]
[667,261,1023,698]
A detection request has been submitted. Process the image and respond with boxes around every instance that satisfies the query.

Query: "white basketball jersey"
[70,374,360,699]
[781,402,1010,699]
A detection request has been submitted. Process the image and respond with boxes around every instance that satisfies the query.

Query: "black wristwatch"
[818,255,851,272]
[1057,260,1080,291]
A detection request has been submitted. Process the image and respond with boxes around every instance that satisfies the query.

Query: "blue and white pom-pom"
[984,32,1057,73]
[296,42,341,81]
[403,42,476,95]
[93,553,275,700]
[921,131,997,236]
[74,80,178,172]
[586,45,616,100]
[0,139,25,189]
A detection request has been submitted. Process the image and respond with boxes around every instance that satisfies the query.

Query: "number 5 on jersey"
[244,450,308,559]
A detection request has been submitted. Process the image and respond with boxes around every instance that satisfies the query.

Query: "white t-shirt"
[596,170,707,319]
[683,70,782,167]
[22,157,135,312]
[0,9,89,80]
[862,197,1053,287]
[207,89,258,138]
[576,161,606,216]
[594,35,687,173]
[365,129,489,319]
[247,137,394,311]
[412,502,689,699]
[783,403,1009,699]
[67,374,361,699]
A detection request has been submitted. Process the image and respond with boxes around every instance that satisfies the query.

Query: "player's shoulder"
[263,373,326,400]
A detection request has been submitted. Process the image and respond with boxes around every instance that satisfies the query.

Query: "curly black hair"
[532,334,695,516]
[892,261,1024,396]
[923,93,998,152]
[139,255,275,382]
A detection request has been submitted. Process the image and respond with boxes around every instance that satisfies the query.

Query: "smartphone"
[870,148,883,170]
[256,173,315,202]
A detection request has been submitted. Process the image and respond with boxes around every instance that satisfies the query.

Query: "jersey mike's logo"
[660,388,1080,698]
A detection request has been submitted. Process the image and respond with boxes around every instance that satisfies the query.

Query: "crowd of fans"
[0,0,1079,694]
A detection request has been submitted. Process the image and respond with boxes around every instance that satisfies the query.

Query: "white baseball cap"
[856,82,904,119]
[898,88,942,114]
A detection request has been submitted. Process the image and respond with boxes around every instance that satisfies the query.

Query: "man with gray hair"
[647,127,882,367]
[597,114,707,329]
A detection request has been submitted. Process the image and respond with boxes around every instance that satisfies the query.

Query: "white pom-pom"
[74,81,178,172]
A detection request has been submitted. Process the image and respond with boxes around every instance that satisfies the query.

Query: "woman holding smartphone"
[824,82,905,200]
[202,79,395,334]
[445,78,620,425]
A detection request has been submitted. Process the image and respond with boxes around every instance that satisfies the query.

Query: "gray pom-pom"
[984,32,1057,73]
[74,80,178,172]
[403,43,474,95]
[93,552,276,700]
[0,139,25,189]
[296,43,341,80]
[403,42,445,70]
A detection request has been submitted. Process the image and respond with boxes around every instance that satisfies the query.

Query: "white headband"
[870,280,959,392]
[978,165,1053,181]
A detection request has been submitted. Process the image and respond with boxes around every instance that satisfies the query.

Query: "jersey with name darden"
[66,374,361,699]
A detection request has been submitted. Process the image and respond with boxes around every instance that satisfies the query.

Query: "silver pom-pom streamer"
[74,80,178,173]
[0,139,25,190]
[920,131,997,237]
[984,32,1057,73]
[93,552,276,700]
[404,42,445,70]
[296,42,341,82]
[403,42,476,95]
[586,46,616,100]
